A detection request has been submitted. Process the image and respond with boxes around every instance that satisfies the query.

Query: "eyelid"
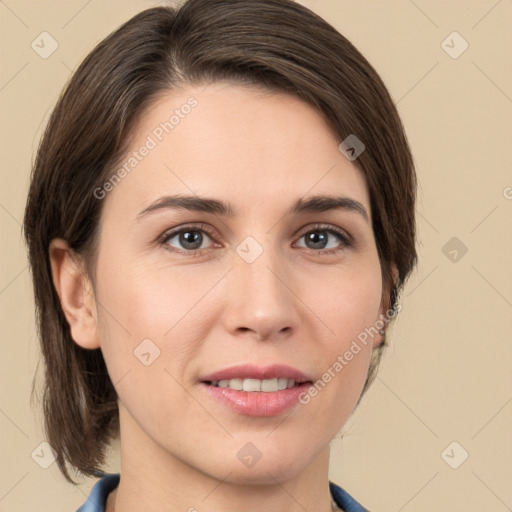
[158,222,219,254]
[158,222,353,255]
[293,223,353,252]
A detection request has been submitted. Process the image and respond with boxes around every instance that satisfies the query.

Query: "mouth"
[203,377,309,392]
[199,363,312,389]
[199,364,314,416]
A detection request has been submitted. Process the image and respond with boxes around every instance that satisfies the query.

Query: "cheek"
[308,255,383,342]
[304,254,383,396]
[94,255,223,376]
[96,254,200,335]
[93,260,204,418]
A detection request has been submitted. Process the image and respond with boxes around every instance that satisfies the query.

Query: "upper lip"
[200,364,312,383]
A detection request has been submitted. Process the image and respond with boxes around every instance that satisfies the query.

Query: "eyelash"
[158,222,353,257]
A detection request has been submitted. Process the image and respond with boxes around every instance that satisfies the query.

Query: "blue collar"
[77,473,369,512]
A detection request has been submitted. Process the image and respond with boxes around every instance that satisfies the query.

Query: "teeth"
[211,378,298,392]
[278,377,288,390]
[243,379,262,392]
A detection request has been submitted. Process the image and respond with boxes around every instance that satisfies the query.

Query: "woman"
[23,0,417,510]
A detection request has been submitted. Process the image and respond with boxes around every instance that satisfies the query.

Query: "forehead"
[102,82,370,219]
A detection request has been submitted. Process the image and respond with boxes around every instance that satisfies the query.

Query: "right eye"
[159,223,219,255]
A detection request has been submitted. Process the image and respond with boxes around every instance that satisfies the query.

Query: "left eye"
[295,227,350,252]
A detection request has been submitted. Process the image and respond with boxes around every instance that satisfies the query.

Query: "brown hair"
[23,0,417,484]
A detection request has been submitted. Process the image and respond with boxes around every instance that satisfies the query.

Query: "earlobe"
[49,238,100,350]
[383,263,399,313]
[388,263,399,311]
[373,263,399,349]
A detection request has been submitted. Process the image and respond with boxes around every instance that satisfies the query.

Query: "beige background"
[1,0,511,510]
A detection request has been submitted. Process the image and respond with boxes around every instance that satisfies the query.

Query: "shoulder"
[329,480,370,512]
[76,473,120,512]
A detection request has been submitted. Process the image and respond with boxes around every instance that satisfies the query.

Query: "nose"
[221,244,301,342]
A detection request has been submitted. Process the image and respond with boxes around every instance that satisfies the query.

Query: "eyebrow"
[136,194,369,223]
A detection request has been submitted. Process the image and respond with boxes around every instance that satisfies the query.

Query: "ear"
[49,238,100,349]
[372,263,399,349]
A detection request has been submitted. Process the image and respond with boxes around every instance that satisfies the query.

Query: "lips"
[200,363,312,384]
[199,364,314,416]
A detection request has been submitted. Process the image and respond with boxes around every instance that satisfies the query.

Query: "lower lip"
[200,382,312,417]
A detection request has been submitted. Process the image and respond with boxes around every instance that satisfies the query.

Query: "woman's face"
[90,82,387,483]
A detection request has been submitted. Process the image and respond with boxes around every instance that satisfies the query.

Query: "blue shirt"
[76,473,369,512]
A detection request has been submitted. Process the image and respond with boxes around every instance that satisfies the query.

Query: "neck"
[109,404,336,512]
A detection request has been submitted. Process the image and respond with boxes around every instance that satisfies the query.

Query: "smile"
[206,377,299,392]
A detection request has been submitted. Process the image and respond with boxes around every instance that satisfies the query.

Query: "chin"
[225,444,315,485]
[218,461,302,487]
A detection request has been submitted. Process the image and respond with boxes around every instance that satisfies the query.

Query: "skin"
[50,82,396,512]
